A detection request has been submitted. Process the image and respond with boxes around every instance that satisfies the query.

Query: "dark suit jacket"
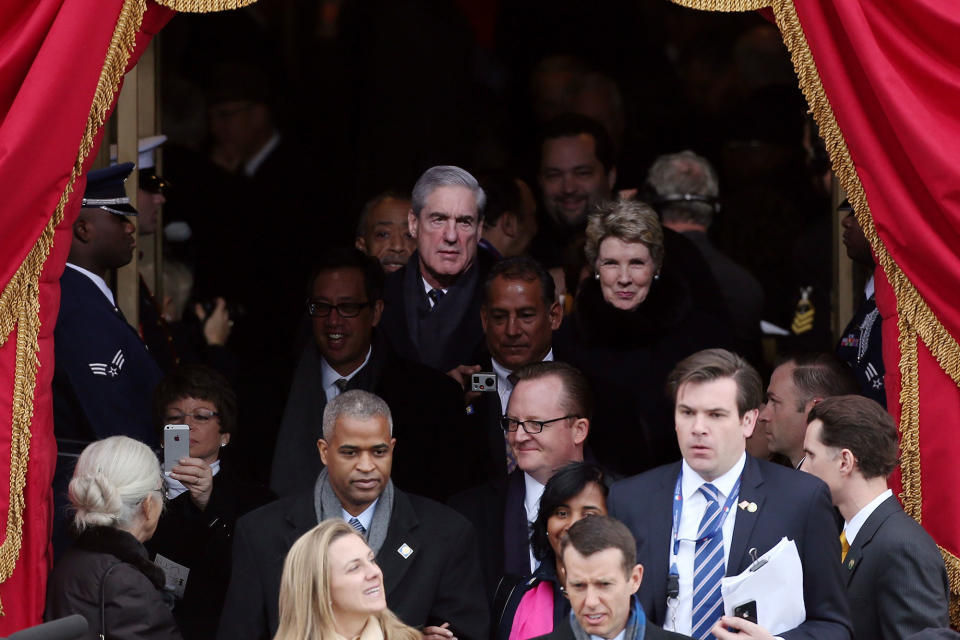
[146,468,275,640]
[449,470,529,599]
[217,488,489,640]
[380,250,493,373]
[531,617,691,640]
[269,335,477,501]
[845,495,949,640]
[608,456,852,640]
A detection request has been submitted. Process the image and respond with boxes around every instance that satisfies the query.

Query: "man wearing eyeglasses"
[270,247,474,501]
[451,360,592,596]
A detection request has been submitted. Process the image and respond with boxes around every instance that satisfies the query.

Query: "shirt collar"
[492,348,554,386]
[844,488,892,544]
[243,131,281,177]
[421,276,448,297]
[864,275,875,300]
[321,347,372,391]
[592,629,626,640]
[523,472,546,521]
[66,263,115,306]
[342,497,379,532]
[681,452,746,500]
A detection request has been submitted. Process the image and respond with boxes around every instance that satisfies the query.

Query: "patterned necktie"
[691,483,726,640]
[334,378,349,394]
[427,288,445,308]
[840,531,850,562]
[348,516,366,537]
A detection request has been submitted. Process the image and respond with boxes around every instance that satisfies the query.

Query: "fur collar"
[73,526,166,590]
[572,274,692,349]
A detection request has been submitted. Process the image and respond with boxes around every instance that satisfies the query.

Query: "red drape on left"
[0,1,172,631]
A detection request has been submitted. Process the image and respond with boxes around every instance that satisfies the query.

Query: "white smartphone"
[163,424,190,475]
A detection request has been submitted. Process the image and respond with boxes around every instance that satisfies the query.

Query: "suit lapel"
[843,494,898,585]
[648,463,680,624]
[378,490,421,596]
[727,456,765,575]
[282,494,319,554]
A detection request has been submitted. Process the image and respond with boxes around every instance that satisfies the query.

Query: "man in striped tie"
[609,348,852,640]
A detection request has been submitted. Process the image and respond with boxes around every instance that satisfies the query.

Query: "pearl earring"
[594,273,600,281]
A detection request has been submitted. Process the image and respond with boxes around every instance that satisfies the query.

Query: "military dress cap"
[109,135,170,194]
[82,162,138,216]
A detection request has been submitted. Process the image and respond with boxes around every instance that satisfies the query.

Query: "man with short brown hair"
[610,348,851,640]
[801,395,948,640]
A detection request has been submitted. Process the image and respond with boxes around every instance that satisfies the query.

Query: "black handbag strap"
[98,562,121,640]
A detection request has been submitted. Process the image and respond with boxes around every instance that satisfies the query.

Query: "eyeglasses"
[500,415,579,434]
[165,409,219,425]
[306,299,372,318]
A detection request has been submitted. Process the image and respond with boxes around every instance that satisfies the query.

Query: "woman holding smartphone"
[146,364,274,640]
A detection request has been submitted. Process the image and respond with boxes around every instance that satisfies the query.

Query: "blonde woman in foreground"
[274,519,422,640]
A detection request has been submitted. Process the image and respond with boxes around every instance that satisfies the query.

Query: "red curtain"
[671,0,960,616]
[0,0,172,630]
[786,0,960,599]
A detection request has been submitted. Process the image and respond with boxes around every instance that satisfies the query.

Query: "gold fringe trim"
[667,0,960,626]
[0,0,256,617]
[153,0,257,13]
[0,0,148,614]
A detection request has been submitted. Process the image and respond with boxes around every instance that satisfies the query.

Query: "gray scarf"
[313,468,394,555]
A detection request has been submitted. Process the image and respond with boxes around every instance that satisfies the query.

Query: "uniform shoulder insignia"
[89,349,125,377]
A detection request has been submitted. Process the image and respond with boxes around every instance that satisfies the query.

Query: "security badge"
[738,500,758,513]
[397,543,414,559]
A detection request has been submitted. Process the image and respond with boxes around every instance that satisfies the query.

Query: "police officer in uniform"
[52,163,163,554]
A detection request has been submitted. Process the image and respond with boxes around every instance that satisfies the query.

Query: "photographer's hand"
[170,457,214,511]
[195,297,232,346]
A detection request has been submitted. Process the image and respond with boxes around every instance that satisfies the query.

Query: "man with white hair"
[219,390,489,640]
[379,165,494,373]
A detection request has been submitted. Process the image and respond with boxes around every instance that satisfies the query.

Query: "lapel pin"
[397,543,414,559]
[746,502,758,513]
[738,500,749,510]
[847,558,855,570]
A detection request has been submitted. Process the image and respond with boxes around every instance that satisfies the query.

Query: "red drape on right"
[789,0,960,573]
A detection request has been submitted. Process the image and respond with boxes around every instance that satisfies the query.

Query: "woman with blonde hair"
[45,435,181,640]
[275,519,421,640]
[558,199,731,475]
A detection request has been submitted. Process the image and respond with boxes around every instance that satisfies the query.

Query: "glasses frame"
[164,410,220,425]
[305,299,372,318]
[500,414,580,434]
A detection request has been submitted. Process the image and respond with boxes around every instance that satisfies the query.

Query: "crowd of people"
[39,137,954,640]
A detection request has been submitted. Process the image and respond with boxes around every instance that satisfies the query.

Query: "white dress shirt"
[321,347,372,402]
[492,349,554,413]
[523,472,546,573]
[65,263,115,306]
[665,453,746,635]
[421,277,449,308]
[342,498,379,533]
[844,488,892,545]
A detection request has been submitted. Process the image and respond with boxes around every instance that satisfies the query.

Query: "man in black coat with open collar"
[270,248,477,501]
[219,389,489,640]
[379,165,493,374]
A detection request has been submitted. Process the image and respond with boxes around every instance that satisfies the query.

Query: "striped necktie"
[691,483,725,640]
[348,516,366,537]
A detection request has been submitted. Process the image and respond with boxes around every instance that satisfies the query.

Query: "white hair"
[68,436,163,532]
[411,165,486,218]
[321,390,393,440]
